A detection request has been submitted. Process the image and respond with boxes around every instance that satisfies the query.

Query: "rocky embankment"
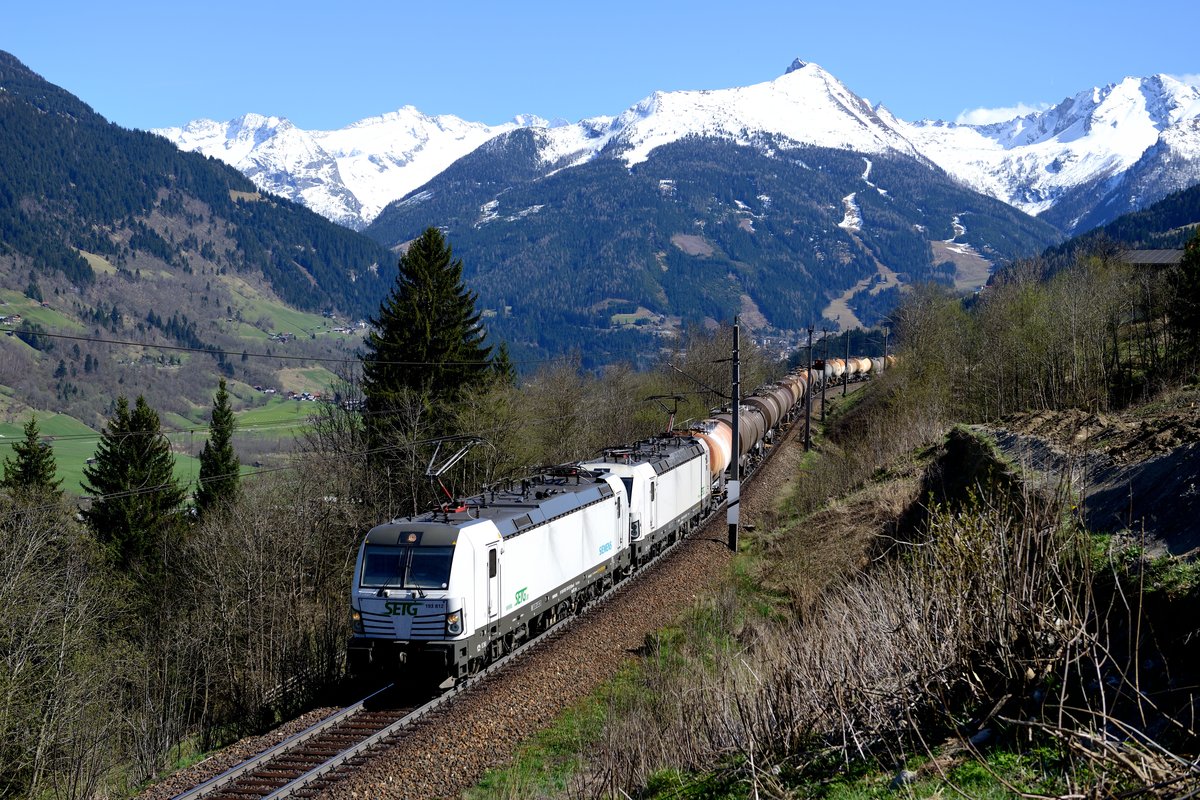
[979,388,1200,555]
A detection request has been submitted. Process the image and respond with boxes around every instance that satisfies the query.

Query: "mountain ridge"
[157,61,1200,235]
[362,131,1062,366]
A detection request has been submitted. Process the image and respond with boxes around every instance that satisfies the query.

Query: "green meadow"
[0,395,323,496]
[236,394,320,437]
[0,412,200,495]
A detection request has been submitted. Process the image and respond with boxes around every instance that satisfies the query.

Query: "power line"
[31,414,324,444]
[14,369,717,447]
[2,397,685,508]
[24,393,579,445]
[1,325,568,367]
[0,377,763,526]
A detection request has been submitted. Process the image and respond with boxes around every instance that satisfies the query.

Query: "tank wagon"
[817,355,895,384]
[347,358,884,685]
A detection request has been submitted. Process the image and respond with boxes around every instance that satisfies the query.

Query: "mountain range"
[2,45,1198,483]
[3,48,1198,387]
[157,60,1200,237]
[150,59,1200,364]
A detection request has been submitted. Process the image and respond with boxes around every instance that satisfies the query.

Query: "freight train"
[347,357,889,684]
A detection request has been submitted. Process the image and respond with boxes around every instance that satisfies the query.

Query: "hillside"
[366,133,1060,365]
[1008,181,1200,283]
[1053,180,1200,253]
[985,391,1200,555]
[0,51,394,439]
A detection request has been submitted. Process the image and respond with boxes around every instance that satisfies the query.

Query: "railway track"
[171,684,423,800]
[169,515,728,799]
[169,402,821,800]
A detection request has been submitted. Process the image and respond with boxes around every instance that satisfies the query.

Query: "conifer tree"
[0,415,62,497]
[490,341,517,387]
[362,227,492,437]
[81,395,185,571]
[195,377,240,515]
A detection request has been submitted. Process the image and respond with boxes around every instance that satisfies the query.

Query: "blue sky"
[7,0,1198,131]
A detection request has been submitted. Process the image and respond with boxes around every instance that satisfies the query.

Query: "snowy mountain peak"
[904,73,1200,223]
[530,59,922,168]
[512,113,576,128]
[155,65,1200,235]
[156,107,528,229]
[233,111,288,131]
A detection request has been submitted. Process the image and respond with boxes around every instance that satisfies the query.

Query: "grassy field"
[610,307,655,327]
[0,395,318,496]
[275,366,338,395]
[217,274,336,339]
[0,289,87,331]
[77,249,118,275]
[236,395,319,438]
[0,412,202,494]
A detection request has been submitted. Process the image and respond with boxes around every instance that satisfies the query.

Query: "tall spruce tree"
[362,227,492,436]
[490,341,517,387]
[195,377,240,515]
[0,415,62,497]
[81,395,186,571]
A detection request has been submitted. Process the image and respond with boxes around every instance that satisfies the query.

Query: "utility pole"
[820,326,828,423]
[804,325,813,452]
[882,325,890,369]
[727,317,740,553]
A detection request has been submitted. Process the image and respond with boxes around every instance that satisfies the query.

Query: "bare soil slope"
[981,387,1200,556]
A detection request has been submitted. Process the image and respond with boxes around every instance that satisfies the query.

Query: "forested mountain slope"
[0,51,391,317]
[0,51,395,426]
[366,132,1061,364]
[1034,181,1200,273]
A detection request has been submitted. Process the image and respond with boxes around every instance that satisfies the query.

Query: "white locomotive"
[347,363,854,683]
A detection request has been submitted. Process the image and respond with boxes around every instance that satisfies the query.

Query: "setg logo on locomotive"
[384,601,420,616]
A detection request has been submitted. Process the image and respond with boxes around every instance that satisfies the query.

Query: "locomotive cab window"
[361,544,453,589]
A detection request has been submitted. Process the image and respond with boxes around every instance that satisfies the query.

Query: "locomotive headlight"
[351,608,364,634]
[446,611,463,636]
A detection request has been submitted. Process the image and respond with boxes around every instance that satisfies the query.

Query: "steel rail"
[170,503,716,800]
[169,683,395,799]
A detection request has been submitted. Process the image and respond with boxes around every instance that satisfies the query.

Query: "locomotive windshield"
[360,544,453,589]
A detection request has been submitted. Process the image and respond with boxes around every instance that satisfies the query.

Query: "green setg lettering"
[384,601,420,616]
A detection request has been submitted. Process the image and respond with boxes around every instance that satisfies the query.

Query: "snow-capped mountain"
[156,62,1200,235]
[154,108,539,229]
[528,60,923,169]
[905,74,1200,230]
